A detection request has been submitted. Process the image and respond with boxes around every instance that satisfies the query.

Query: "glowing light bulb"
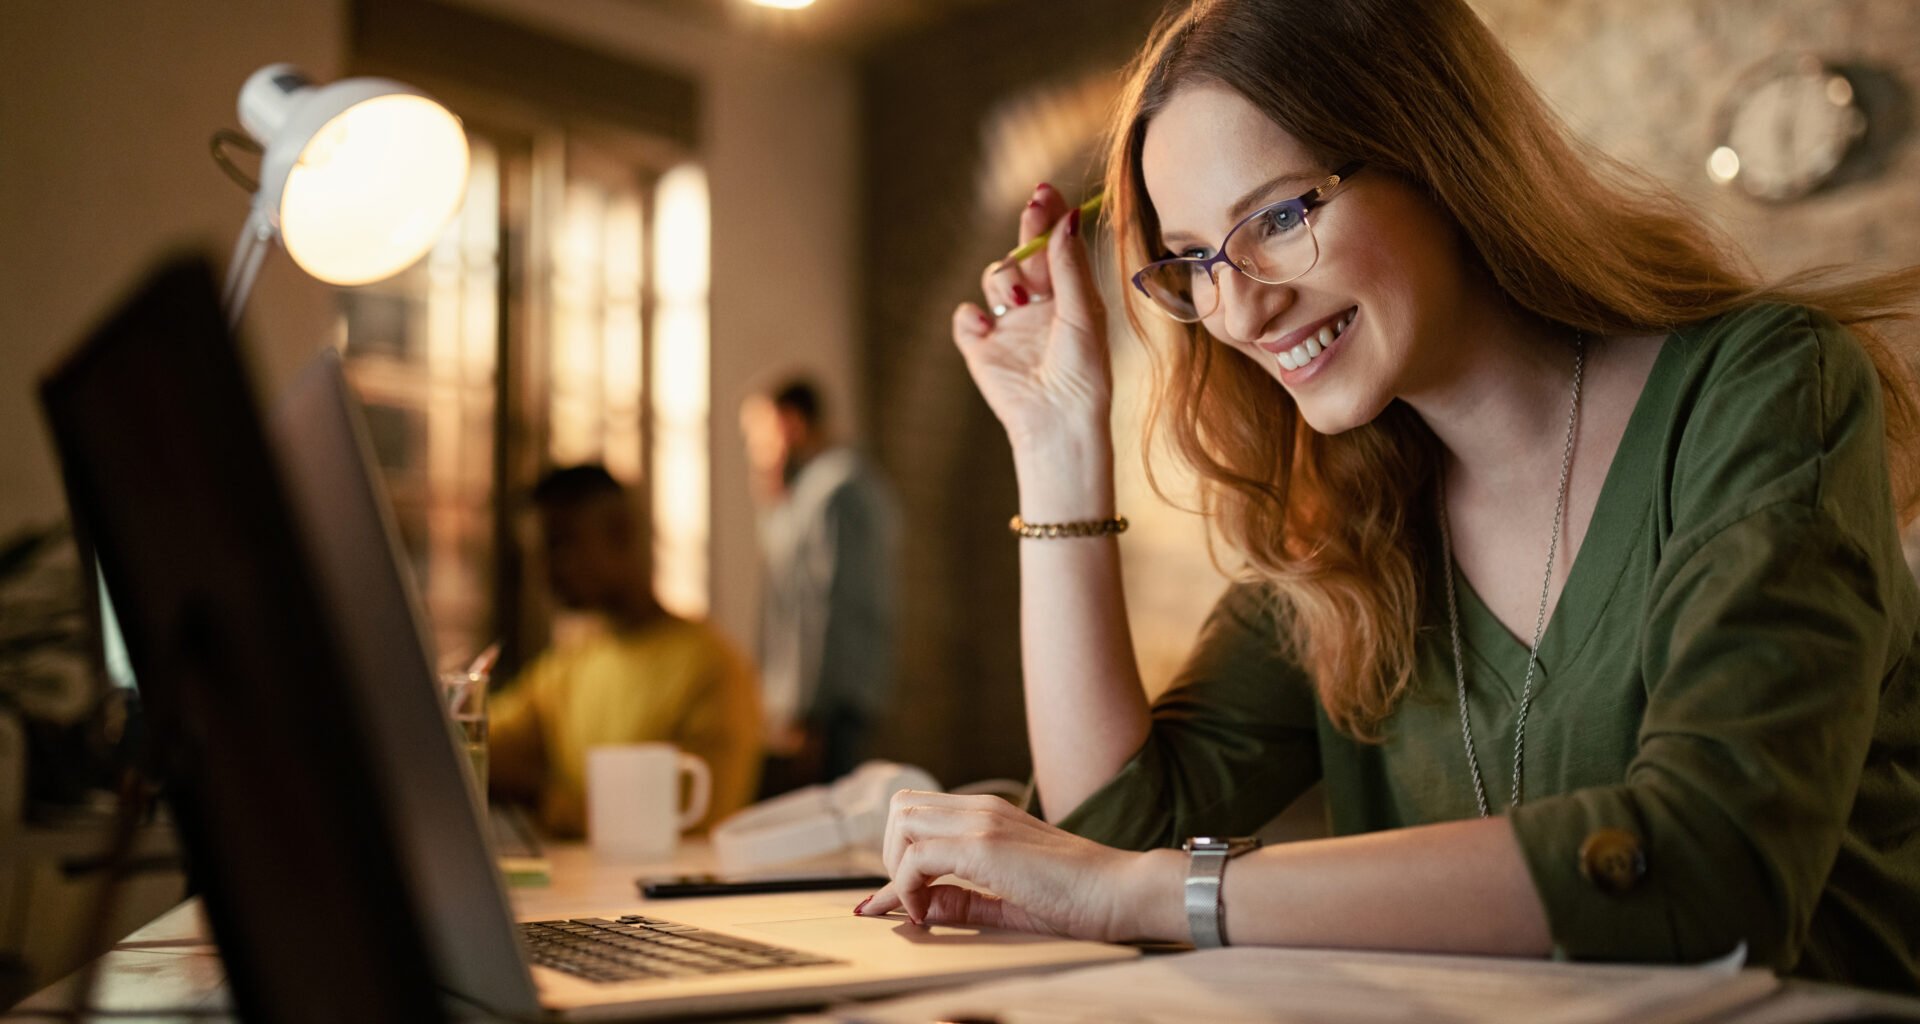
[279,95,469,285]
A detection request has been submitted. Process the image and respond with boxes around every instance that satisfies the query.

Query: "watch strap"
[1183,837,1260,948]
[1185,847,1229,948]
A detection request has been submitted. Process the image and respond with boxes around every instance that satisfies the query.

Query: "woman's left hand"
[854,790,1172,943]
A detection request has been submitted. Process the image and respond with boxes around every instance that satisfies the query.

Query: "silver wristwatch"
[1182,836,1262,948]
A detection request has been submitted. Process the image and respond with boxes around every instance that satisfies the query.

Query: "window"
[336,127,711,666]
[649,165,711,619]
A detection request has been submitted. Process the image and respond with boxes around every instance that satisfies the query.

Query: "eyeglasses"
[1131,162,1363,323]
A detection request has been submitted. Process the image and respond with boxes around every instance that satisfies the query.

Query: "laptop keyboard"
[521,915,843,985]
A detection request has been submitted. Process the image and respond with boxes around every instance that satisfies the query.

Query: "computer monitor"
[38,254,445,1023]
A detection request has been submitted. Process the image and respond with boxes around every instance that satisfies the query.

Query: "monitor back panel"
[39,255,445,1024]
[270,349,540,1017]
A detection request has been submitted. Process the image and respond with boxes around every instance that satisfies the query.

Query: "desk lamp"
[211,64,470,326]
[100,61,468,689]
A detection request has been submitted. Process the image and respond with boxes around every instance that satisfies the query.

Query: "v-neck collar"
[1438,332,1689,699]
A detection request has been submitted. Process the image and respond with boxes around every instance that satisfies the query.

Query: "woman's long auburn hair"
[1107,0,1920,740]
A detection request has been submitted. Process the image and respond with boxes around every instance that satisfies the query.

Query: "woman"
[854,0,1920,991]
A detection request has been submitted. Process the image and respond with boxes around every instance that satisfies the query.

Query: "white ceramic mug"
[585,744,711,860]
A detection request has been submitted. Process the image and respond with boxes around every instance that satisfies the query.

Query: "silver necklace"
[1439,337,1584,816]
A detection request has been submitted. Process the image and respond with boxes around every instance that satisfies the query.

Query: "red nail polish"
[1067,208,1081,237]
[977,311,995,331]
[1035,182,1052,195]
[854,896,873,916]
[1011,284,1030,306]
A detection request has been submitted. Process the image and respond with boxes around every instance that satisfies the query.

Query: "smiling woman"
[855,0,1920,995]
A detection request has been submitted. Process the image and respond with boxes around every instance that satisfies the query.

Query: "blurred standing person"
[741,378,901,793]
[489,465,761,836]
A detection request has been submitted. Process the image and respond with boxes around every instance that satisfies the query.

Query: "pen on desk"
[1002,193,1104,264]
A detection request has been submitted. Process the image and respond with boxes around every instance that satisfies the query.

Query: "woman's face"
[1139,83,1475,434]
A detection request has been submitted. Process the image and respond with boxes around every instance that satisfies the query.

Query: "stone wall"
[1476,0,1920,278]
[858,0,1168,787]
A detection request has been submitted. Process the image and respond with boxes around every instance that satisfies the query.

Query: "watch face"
[1711,54,1866,202]
[1184,836,1260,854]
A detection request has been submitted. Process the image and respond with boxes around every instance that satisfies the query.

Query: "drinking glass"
[440,666,490,811]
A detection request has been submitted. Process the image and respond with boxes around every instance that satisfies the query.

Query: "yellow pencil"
[1002,193,1105,263]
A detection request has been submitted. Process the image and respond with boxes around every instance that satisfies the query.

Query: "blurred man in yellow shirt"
[490,465,760,837]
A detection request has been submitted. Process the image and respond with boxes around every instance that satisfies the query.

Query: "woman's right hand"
[952,184,1112,451]
[855,790,1181,944]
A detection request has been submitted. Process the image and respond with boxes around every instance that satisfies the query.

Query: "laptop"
[41,254,1137,1022]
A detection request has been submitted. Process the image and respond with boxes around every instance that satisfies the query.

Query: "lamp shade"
[238,64,469,286]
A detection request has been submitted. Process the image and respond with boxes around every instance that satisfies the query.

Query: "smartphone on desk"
[638,871,890,899]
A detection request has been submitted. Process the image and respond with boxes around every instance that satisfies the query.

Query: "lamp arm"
[209,129,263,193]
[222,208,276,331]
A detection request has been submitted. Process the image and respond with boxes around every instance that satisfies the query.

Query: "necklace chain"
[1440,338,1585,817]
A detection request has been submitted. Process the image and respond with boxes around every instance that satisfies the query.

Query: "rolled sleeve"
[1511,501,1888,967]
[1055,583,1322,850]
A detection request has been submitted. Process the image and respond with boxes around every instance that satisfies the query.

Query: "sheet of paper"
[803,946,1778,1024]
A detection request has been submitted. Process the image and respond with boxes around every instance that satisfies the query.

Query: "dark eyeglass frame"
[1131,161,1365,323]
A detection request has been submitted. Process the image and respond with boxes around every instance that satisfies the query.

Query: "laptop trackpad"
[735,913,1135,987]
[750,915,1058,947]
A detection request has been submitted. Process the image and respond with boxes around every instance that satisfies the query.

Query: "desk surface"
[13,842,1920,1024]
[9,841,743,1022]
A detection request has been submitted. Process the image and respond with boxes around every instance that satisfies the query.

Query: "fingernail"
[1011,284,1031,306]
[976,311,995,331]
[1067,207,1081,237]
[854,896,873,916]
[1035,182,1052,195]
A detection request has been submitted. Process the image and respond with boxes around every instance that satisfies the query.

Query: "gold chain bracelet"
[1008,514,1129,539]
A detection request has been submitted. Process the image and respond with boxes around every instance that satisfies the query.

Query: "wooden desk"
[5,841,861,1022]
[12,842,1920,1023]
[0,815,184,1008]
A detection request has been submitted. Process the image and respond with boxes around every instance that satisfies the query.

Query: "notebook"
[40,254,1136,1022]
[796,946,1779,1024]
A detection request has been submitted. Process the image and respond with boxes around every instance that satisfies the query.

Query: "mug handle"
[676,753,712,832]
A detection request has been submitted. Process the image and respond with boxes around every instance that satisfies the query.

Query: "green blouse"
[1056,305,1920,991]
